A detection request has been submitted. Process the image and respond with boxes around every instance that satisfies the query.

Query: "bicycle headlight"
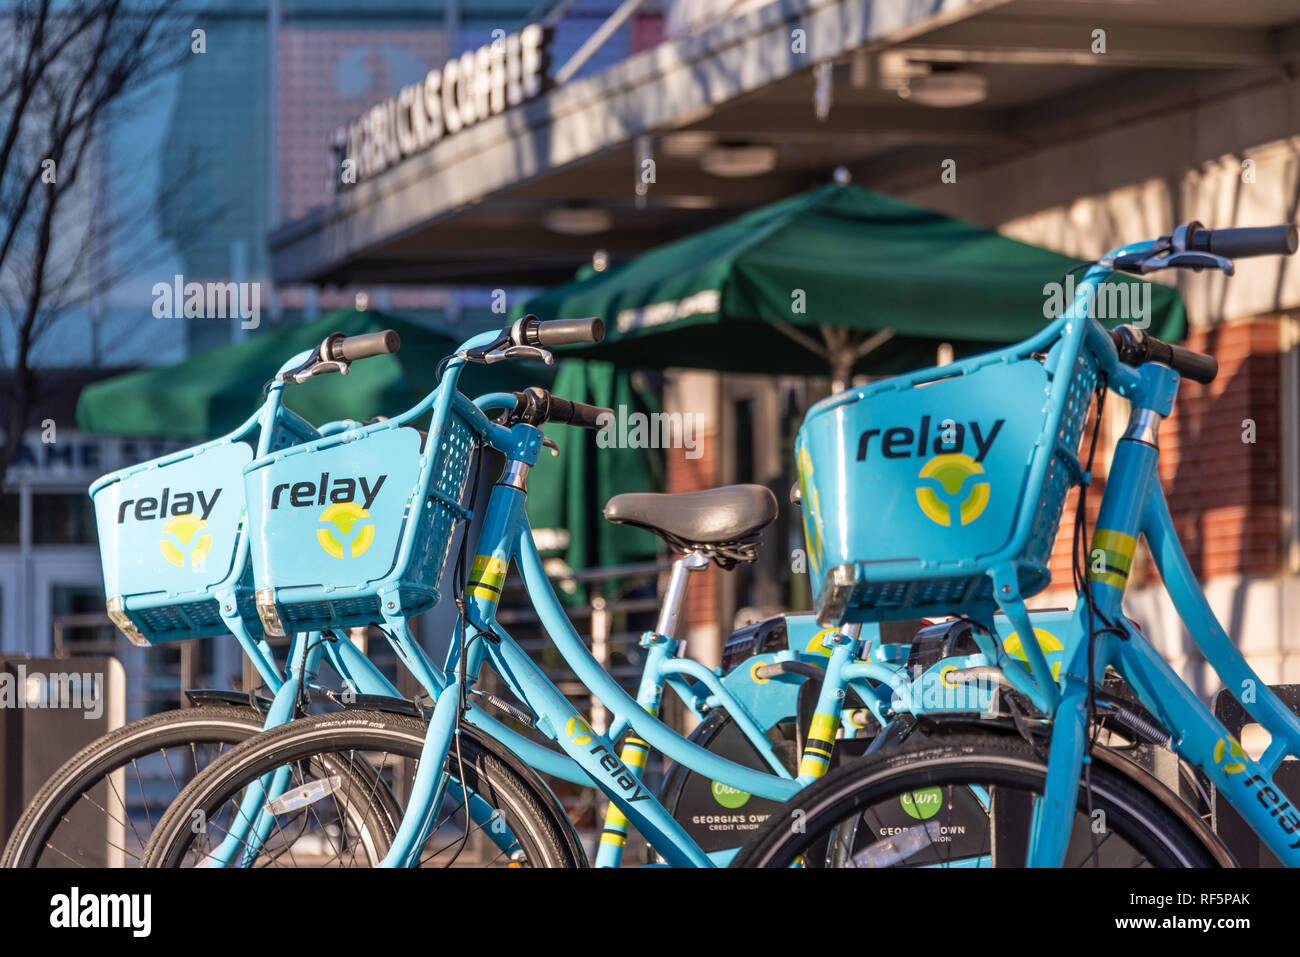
[814,564,855,628]
[106,596,150,647]
[256,588,286,638]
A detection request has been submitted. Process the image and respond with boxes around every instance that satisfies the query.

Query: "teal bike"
[733,221,1300,868]
[6,325,851,868]
[1,330,442,868]
[137,317,1104,867]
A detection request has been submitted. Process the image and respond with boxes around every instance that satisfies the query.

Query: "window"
[0,493,18,544]
[50,585,106,647]
[32,493,97,545]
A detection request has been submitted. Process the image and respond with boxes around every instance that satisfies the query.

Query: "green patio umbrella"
[520,182,1186,388]
[524,359,665,586]
[76,309,554,439]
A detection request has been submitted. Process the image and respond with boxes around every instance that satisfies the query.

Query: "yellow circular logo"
[1002,628,1063,682]
[804,628,838,659]
[160,514,212,569]
[317,502,375,558]
[1213,737,1248,775]
[565,716,593,745]
[915,453,990,527]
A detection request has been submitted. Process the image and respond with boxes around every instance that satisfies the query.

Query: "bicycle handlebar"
[546,394,610,430]
[511,387,611,431]
[326,329,401,362]
[1182,221,1298,259]
[1109,325,1218,385]
[513,314,605,348]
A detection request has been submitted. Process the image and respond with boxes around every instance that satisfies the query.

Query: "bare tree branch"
[0,0,190,488]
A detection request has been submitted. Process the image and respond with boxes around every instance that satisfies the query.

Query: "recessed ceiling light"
[898,70,988,108]
[662,195,720,209]
[660,131,715,158]
[543,204,613,235]
[701,142,778,178]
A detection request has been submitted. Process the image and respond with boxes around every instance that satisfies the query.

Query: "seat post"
[656,551,710,642]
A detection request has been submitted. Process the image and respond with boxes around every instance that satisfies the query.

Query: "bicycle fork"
[201,631,324,867]
[1029,392,1161,867]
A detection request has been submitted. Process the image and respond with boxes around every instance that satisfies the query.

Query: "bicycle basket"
[91,406,325,645]
[796,324,1098,625]
[92,439,255,644]
[245,386,482,633]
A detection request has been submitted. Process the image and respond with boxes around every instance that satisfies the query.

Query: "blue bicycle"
[732,221,1300,868]
[10,324,850,868]
[136,316,1105,868]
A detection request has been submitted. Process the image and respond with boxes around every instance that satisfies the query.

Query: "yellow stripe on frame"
[798,755,830,778]
[1089,570,1128,590]
[1091,529,1137,567]
[467,585,501,603]
[808,712,839,743]
[469,554,508,589]
[1089,528,1138,590]
[604,806,630,831]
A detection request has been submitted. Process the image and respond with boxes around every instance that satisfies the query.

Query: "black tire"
[140,710,583,868]
[731,729,1221,868]
[2,704,265,868]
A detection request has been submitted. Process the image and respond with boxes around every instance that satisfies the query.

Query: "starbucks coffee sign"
[331,24,550,189]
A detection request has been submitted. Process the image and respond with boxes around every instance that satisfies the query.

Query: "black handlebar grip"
[1189,224,1298,259]
[328,329,401,362]
[522,316,605,347]
[1150,339,1219,386]
[546,395,613,430]
[1109,326,1218,385]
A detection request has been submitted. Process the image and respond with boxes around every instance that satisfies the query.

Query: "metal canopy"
[269,0,1300,288]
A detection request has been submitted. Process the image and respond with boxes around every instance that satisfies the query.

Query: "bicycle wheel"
[2,704,265,868]
[731,729,1222,868]
[140,710,583,868]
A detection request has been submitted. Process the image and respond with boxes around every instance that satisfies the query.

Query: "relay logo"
[317,502,375,559]
[854,415,1004,528]
[159,514,213,568]
[915,454,990,527]
[265,472,387,559]
[856,416,1004,464]
[115,487,221,524]
[268,473,386,511]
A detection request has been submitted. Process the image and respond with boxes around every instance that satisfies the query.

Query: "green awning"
[520,182,1186,382]
[76,309,553,439]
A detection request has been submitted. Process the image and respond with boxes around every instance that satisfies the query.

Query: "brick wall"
[665,425,721,628]
[1045,317,1286,593]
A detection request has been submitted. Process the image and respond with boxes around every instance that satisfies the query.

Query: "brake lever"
[1155,250,1234,276]
[459,344,555,365]
[542,437,559,457]
[284,360,349,383]
[1107,249,1233,276]
[278,334,352,383]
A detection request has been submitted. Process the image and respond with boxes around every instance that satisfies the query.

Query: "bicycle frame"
[206,334,1053,868]
[365,340,1039,868]
[187,343,811,867]
[1013,254,1300,866]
